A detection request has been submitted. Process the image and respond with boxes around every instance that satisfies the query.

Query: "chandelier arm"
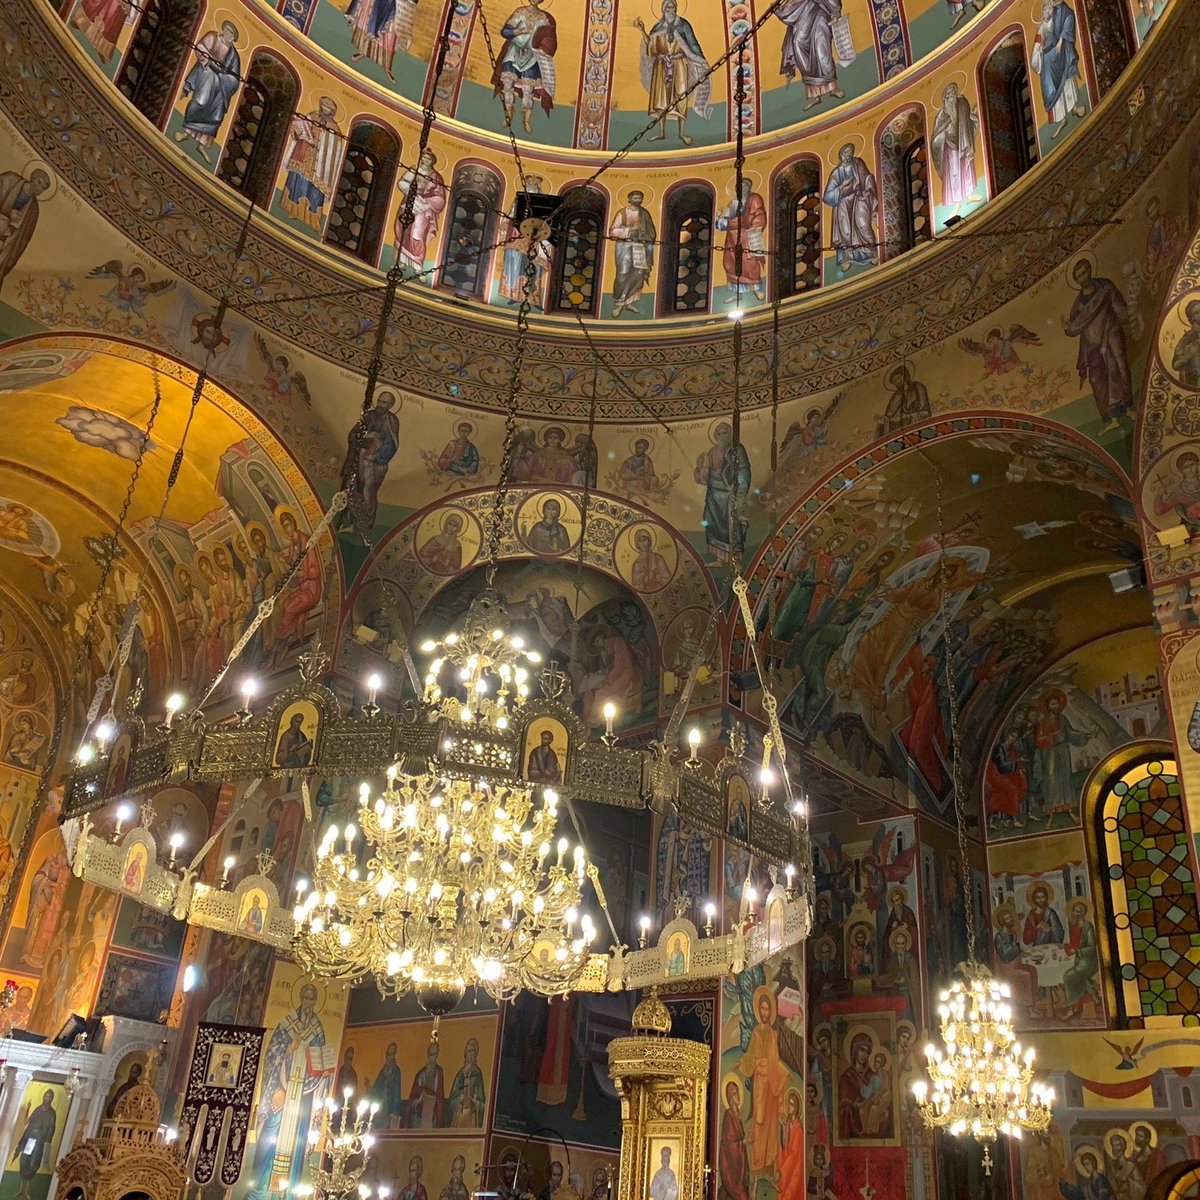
[183,778,264,876]
[190,491,345,711]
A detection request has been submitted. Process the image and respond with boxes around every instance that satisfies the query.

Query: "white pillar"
[0,1068,32,1173]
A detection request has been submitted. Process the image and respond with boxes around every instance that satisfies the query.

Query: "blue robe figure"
[694,423,751,565]
[341,392,400,534]
[438,424,480,477]
[177,23,242,163]
[1060,1152,1113,1200]
[1032,0,1085,136]
[371,1044,405,1128]
[249,984,327,1200]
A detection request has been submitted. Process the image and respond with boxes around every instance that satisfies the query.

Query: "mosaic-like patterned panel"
[1104,758,1200,1022]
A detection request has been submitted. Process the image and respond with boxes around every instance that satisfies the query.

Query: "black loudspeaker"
[513,192,564,246]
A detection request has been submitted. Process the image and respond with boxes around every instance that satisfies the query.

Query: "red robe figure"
[718,1079,749,1200]
[717,181,768,303]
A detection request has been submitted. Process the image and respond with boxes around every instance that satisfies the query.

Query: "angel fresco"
[959,324,1041,375]
[255,334,313,408]
[779,392,841,462]
[87,260,174,314]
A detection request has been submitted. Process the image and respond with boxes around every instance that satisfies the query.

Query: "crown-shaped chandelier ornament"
[913,468,1053,1172]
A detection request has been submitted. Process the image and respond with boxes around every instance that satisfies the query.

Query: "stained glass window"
[441,164,503,298]
[324,121,399,265]
[773,158,822,299]
[217,51,297,207]
[1100,758,1200,1025]
[660,184,713,316]
[115,0,201,127]
[981,34,1039,196]
[879,106,929,261]
[1080,0,1133,97]
[550,187,606,316]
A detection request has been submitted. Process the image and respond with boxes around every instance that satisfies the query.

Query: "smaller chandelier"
[913,962,1054,1174]
[293,1091,382,1200]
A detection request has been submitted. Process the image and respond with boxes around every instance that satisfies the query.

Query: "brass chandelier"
[294,1092,382,1200]
[58,14,819,1015]
[913,964,1054,1171]
[913,469,1052,1172]
[291,593,596,1012]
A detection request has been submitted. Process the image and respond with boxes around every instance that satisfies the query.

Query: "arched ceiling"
[0,338,337,721]
[5,0,1190,411]
[742,422,1151,819]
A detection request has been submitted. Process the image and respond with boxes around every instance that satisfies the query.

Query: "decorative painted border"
[0,0,1196,419]
[575,0,618,150]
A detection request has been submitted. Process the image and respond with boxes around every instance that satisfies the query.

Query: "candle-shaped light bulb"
[785,863,795,889]
[703,902,716,936]
[165,692,185,727]
[366,673,382,706]
[240,677,257,709]
[603,702,616,736]
[94,720,115,746]
[688,727,701,761]
[115,800,132,827]
[221,854,235,885]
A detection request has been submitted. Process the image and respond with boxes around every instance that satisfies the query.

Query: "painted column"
[46,1081,90,1200]
[0,1068,33,1172]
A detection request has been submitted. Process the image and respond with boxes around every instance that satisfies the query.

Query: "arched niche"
[739,414,1138,818]
[334,485,720,726]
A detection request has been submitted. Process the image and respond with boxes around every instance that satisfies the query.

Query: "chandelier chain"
[933,464,977,964]
[191,19,463,702]
[343,5,457,543]
[24,360,167,935]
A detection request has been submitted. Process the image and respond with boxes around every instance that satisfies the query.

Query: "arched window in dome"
[114,0,201,127]
[878,106,931,262]
[1078,0,1134,97]
[773,158,822,300]
[440,164,503,298]
[980,32,1040,196]
[323,120,399,265]
[216,51,297,207]
[660,183,714,316]
[1091,754,1200,1024]
[549,186,606,316]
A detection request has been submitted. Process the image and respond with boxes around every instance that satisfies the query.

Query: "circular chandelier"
[291,591,596,1015]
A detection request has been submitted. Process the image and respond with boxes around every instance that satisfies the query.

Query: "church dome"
[48,0,1144,328]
